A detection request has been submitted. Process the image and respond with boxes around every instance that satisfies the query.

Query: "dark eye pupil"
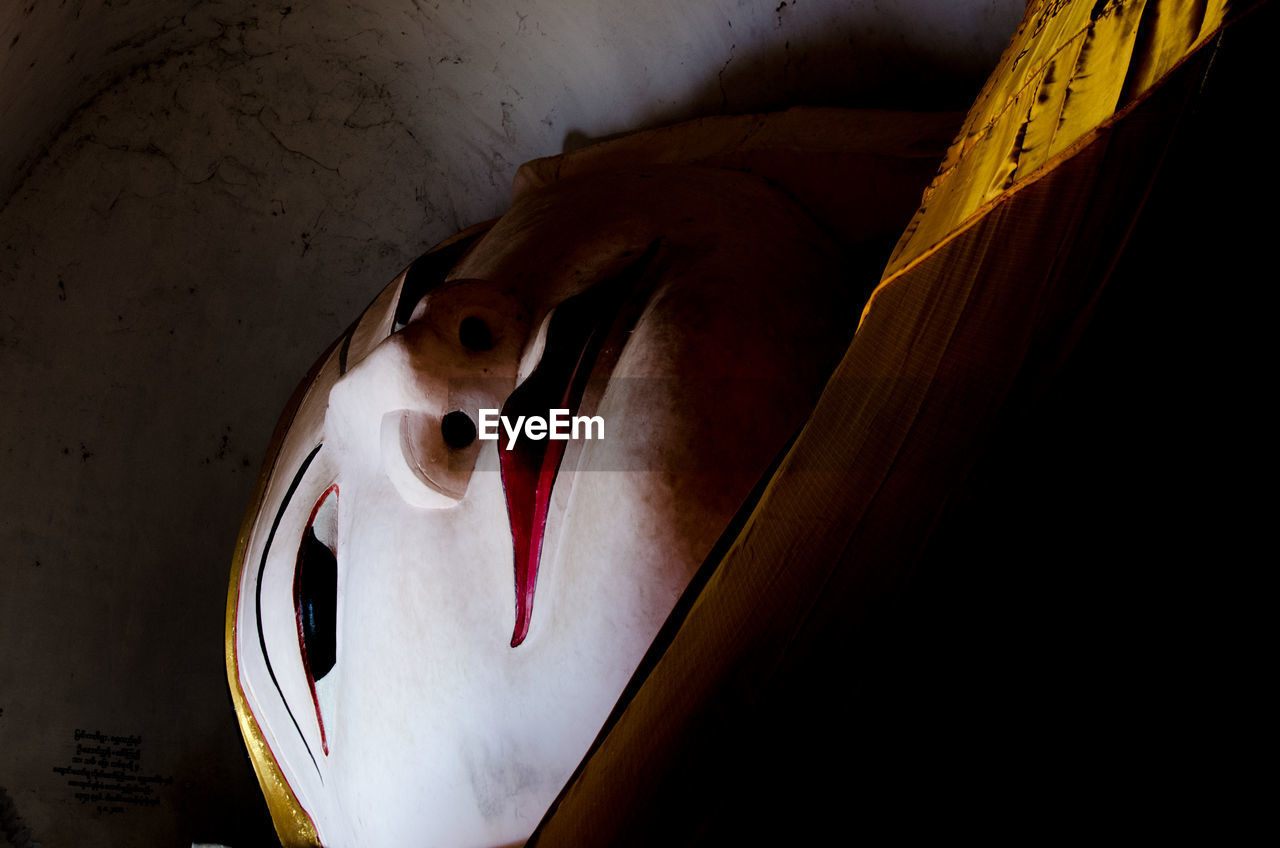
[459,316,493,351]
[441,410,477,449]
[295,525,337,680]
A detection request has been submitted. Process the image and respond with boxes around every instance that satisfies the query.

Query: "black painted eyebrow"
[255,442,325,781]
[338,328,354,376]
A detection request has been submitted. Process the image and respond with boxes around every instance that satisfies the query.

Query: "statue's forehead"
[449,165,817,309]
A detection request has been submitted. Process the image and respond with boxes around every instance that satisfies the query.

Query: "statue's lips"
[499,243,661,647]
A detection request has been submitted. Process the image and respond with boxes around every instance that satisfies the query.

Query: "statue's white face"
[232,164,855,847]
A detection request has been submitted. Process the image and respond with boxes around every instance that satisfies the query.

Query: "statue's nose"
[326,279,529,508]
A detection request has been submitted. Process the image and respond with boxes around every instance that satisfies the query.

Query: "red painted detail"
[500,244,660,647]
[500,352,589,648]
[294,483,338,755]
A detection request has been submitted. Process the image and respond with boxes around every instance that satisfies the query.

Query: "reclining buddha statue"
[225,104,956,846]
[227,0,1258,842]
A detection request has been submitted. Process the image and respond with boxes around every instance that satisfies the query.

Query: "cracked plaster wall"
[0,1,1023,845]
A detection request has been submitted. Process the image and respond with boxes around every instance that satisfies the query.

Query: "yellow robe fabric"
[528,0,1263,843]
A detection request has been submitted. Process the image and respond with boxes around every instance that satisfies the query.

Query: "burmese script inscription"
[52,729,173,815]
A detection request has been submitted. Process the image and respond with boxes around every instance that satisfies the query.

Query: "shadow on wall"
[1,2,1022,210]
[564,5,1018,151]
[1,784,37,848]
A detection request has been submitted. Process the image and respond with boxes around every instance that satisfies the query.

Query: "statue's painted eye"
[393,228,490,331]
[294,485,338,752]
